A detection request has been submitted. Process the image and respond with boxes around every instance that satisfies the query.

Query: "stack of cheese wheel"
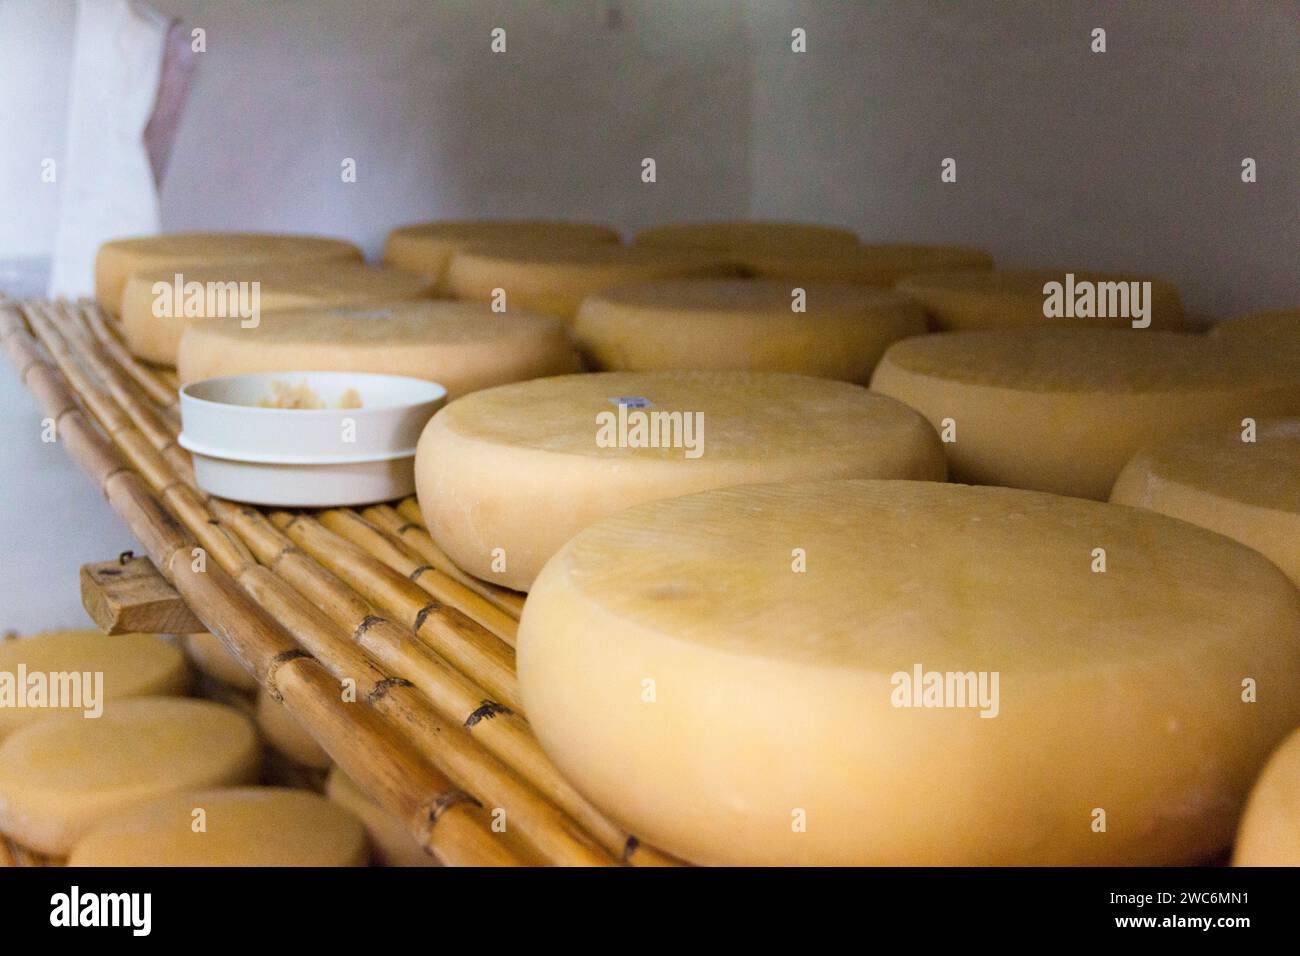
[1234,728,1300,866]
[183,631,257,692]
[68,788,367,867]
[0,631,188,741]
[517,479,1300,866]
[416,371,946,591]
[0,697,259,855]
[896,269,1186,330]
[632,220,858,256]
[384,220,621,293]
[1111,419,1300,585]
[177,300,578,398]
[572,279,926,382]
[327,766,437,867]
[740,243,993,286]
[444,241,739,320]
[255,687,331,769]
[120,260,436,366]
[95,232,363,316]
[870,328,1300,500]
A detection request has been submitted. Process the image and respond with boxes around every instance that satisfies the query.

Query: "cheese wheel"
[176,300,578,398]
[255,687,331,769]
[0,697,260,855]
[445,241,739,320]
[518,479,1300,866]
[632,220,858,255]
[572,279,926,382]
[416,371,946,591]
[183,631,257,692]
[0,630,188,740]
[741,243,993,286]
[1234,728,1300,866]
[384,220,621,293]
[326,766,437,867]
[1210,308,1300,344]
[871,328,1300,500]
[68,787,367,867]
[121,261,435,366]
[1111,420,1300,586]
[896,269,1186,331]
[95,233,362,315]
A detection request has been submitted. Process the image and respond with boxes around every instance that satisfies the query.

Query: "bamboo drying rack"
[0,295,681,868]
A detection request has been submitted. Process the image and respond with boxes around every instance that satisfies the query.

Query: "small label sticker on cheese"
[609,396,654,408]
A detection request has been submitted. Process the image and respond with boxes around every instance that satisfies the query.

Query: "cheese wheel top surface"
[632,220,858,254]
[68,787,367,867]
[1234,727,1300,866]
[741,243,993,286]
[384,220,620,281]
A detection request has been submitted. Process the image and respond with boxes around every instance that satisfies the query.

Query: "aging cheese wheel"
[445,241,738,320]
[384,220,621,293]
[870,328,1300,500]
[95,233,362,315]
[121,261,435,366]
[327,766,437,867]
[0,631,188,740]
[176,301,578,398]
[1210,308,1300,344]
[1111,420,1300,586]
[741,243,993,286]
[416,371,946,591]
[0,697,259,855]
[255,687,331,769]
[68,787,367,867]
[1234,728,1300,866]
[183,631,257,691]
[518,479,1300,866]
[572,279,926,382]
[896,269,1186,331]
[632,220,858,255]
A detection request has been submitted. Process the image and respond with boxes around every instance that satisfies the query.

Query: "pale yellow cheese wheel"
[896,269,1186,331]
[384,220,621,293]
[632,220,858,255]
[95,232,362,316]
[0,697,260,855]
[416,371,946,591]
[518,479,1300,866]
[1210,308,1300,344]
[445,241,739,320]
[255,687,331,769]
[176,300,578,398]
[0,630,188,740]
[326,766,437,867]
[741,243,993,286]
[571,279,926,382]
[68,787,367,867]
[121,261,435,366]
[1233,727,1300,866]
[1111,419,1300,586]
[871,328,1300,500]
[182,631,257,692]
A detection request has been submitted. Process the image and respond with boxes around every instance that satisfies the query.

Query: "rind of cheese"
[416,371,946,591]
[741,243,993,286]
[255,687,331,769]
[1209,308,1300,344]
[95,232,362,315]
[68,787,367,867]
[176,300,579,398]
[0,631,188,739]
[183,632,257,691]
[326,766,437,867]
[0,697,260,855]
[383,220,621,293]
[1111,419,1300,586]
[632,220,858,255]
[870,328,1300,500]
[121,261,435,366]
[518,479,1300,866]
[445,241,739,320]
[572,279,926,382]
[896,269,1186,331]
[1234,728,1300,866]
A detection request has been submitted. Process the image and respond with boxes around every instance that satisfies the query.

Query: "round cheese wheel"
[571,279,926,382]
[416,371,946,591]
[121,261,435,366]
[0,630,188,740]
[384,220,621,293]
[896,269,1186,331]
[632,220,858,255]
[255,687,331,769]
[176,300,578,398]
[68,787,367,867]
[1234,728,1300,866]
[740,243,993,286]
[518,479,1300,866]
[1111,419,1300,586]
[95,233,362,316]
[870,328,1300,500]
[183,631,257,691]
[445,241,738,320]
[0,697,260,855]
[1210,308,1300,344]
[327,766,437,867]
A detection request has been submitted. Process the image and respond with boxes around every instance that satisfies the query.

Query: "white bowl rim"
[179,370,447,416]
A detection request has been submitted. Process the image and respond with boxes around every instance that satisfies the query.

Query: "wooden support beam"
[80,553,205,634]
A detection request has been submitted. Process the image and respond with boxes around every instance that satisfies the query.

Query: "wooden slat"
[80,554,206,634]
